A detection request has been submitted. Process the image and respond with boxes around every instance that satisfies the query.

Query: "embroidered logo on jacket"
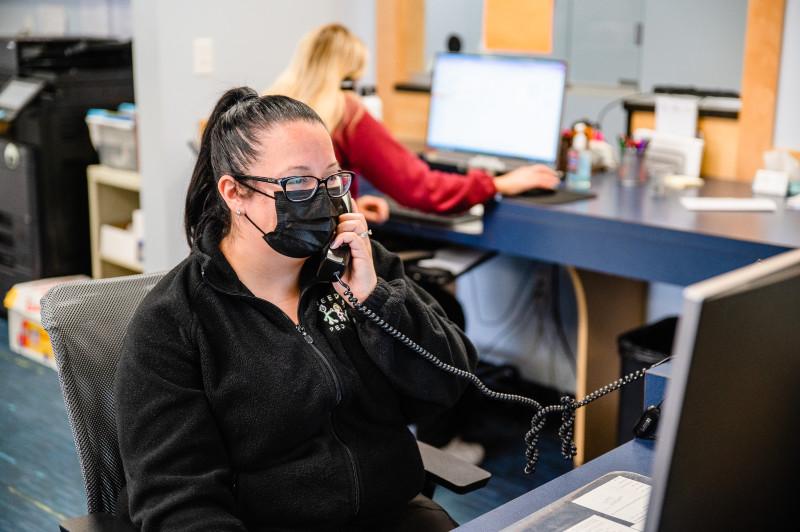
[318,293,351,333]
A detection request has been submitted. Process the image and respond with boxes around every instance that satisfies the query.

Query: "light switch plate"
[193,38,214,75]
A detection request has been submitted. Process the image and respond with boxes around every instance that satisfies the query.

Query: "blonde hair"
[268,24,368,131]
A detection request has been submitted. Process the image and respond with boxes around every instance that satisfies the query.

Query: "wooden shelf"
[87,164,140,191]
[87,164,142,279]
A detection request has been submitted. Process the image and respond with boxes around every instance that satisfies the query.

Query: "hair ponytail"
[184,87,257,246]
[184,87,321,246]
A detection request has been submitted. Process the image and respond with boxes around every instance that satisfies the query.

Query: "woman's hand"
[493,164,560,196]
[355,195,390,224]
[331,201,378,304]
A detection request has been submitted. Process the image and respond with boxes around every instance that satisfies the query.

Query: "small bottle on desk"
[566,123,592,191]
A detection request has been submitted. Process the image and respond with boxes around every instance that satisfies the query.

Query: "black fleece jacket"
[114,232,478,531]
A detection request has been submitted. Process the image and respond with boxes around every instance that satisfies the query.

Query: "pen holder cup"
[618,148,648,186]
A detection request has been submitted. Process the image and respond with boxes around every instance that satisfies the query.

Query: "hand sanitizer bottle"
[567,123,592,190]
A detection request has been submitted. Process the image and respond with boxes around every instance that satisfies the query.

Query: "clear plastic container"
[617,147,647,186]
[85,107,138,171]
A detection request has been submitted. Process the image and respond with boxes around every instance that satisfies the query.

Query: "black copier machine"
[0,37,133,298]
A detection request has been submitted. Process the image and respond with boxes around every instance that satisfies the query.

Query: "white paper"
[571,476,651,530]
[451,219,484,235]
[680,197,777,212]
[655,95,699,138]
[633,128,704,178]
[564,515,638,532]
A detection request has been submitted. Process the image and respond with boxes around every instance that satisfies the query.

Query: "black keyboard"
[386,198,480,226]
[419,155,468,175]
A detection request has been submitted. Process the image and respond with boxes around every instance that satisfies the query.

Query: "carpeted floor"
[0,320,84,531]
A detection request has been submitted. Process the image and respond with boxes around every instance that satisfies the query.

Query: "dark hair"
[184,87,324,246]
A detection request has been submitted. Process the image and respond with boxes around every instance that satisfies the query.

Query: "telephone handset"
[316,193,352,281]
[323,194,667,474]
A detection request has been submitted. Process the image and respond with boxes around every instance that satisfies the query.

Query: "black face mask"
[243,190,347,259]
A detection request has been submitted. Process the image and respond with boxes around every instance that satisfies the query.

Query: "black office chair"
[40,273,490,531]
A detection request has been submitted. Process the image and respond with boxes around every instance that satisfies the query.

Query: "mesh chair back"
[40,272,165,514]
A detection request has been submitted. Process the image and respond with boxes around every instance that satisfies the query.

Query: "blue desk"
[456,439,655,531]
[374,174,800,463]
[379,174,800,286]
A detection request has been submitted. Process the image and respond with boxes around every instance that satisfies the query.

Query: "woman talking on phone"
[113,88,477,531]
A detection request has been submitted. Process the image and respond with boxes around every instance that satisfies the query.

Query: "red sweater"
[332,94,497,214]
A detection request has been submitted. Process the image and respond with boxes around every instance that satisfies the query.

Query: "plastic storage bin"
[3,275,90,369]
[617,316,677,444]
[85,106,137,170]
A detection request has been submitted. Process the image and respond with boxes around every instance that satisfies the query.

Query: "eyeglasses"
[233,170,354,203]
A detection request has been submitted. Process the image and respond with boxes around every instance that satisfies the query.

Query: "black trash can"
[617,316,678,444]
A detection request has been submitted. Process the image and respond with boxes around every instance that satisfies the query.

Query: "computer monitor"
[426,53,567,164]
[645,249,800,531]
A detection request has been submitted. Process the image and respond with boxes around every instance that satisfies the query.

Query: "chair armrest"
[417,440,491,494]
[59,513,137,532]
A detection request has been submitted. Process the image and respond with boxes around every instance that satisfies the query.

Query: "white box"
[4,275,89,369]
[100,224,142,269]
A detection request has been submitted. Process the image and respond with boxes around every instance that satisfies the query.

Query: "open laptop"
[424,53,567,174]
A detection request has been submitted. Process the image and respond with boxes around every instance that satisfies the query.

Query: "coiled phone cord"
[522,364,663,473]
[335,274,670,475]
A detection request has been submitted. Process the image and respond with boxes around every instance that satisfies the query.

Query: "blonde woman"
[268,24,559,223]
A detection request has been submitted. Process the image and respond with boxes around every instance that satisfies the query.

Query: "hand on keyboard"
[493,165,560,196]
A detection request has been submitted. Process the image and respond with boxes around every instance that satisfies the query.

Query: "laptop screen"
[426,53,567,163]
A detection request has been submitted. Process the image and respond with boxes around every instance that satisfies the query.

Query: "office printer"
[0,37,133,300]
